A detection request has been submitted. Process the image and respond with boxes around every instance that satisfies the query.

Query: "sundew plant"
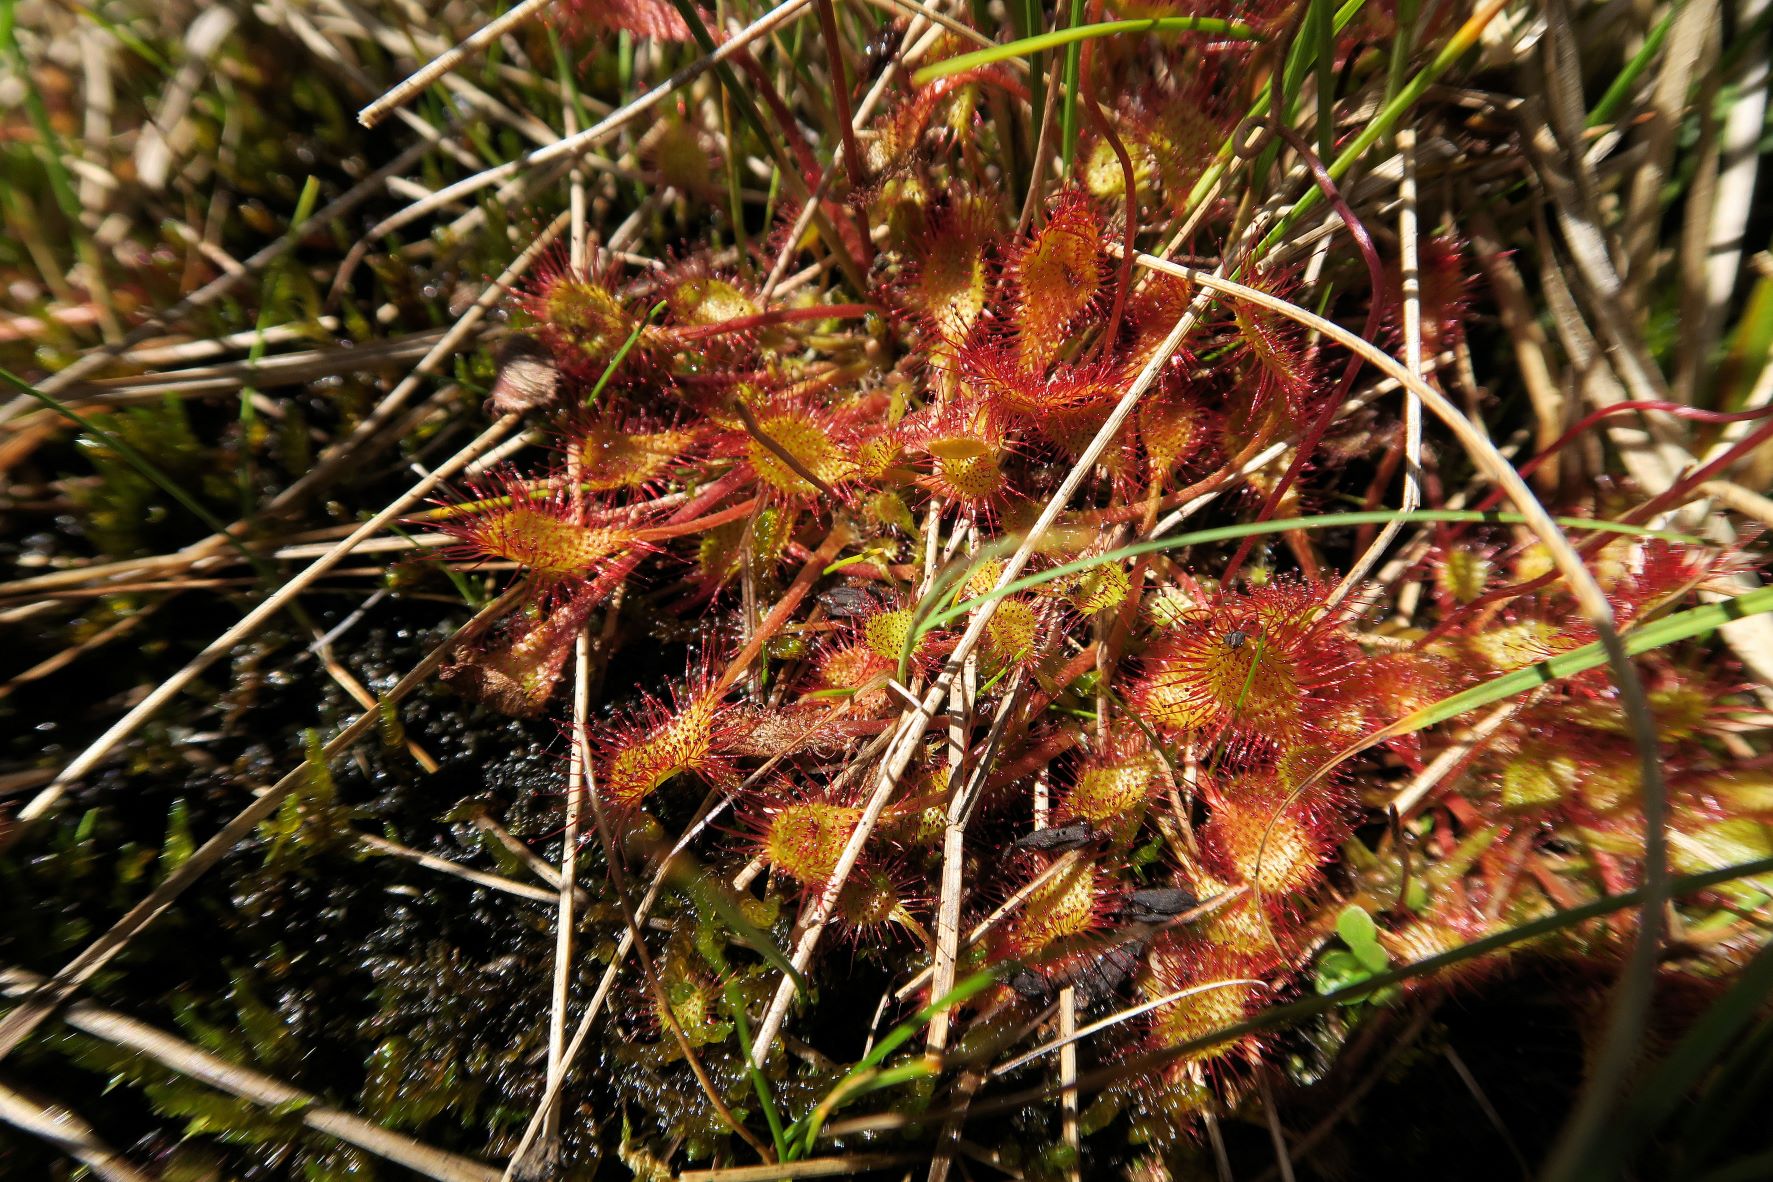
[3,0,1773,1179]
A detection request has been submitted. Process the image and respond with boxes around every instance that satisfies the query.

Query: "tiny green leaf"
[1336,903,1378,950]
[1352,938,1391,975]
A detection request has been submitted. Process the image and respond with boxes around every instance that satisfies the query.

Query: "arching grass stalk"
[1152,255,1676,1154]
[901,507,1703,678]
[874,854,1773,1138]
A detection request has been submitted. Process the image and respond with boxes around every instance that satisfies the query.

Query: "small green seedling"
[1315,904,1397,1006]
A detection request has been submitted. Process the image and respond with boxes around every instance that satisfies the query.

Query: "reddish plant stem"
[1019,643,1102,724]
[1481,827,1539,921]
[1221,122,1393,583]
[812,0,868,192]
[1467,399,1773,516]
[981,723,1087,798]
[1626,416,1773,520]
[712,522,852,696]
[1078,90,1137,358]
[636,496,762,541]
[1352,422,1408,552]
[582,468,750,605]
[731,48,822,182]
[1077,467,1230,526]
[730,48,874,274]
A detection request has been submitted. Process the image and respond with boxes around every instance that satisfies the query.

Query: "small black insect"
[1012,819,1096,853]
[1122,887,1200,922]
[1223,627,1248,650]
[1068,941,1144,1005]
[818,585,884,619]
[1007,941,1145,1006]
[863,23,901,76]
[1007,966,1051,1001]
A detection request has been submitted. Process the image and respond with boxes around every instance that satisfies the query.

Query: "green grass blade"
[1014,0,1045,158]
[1384,0,1419,104]
[665,0,868,293]
[1181,0,1368,217]
[1587,2,1682,128]
[586,299,666,406]
[725,980,792,1161]
[859,968,1000,1072]
[388,520,482,607]
[1381,585,1773,738]
[1058,0,1086,173]
[1573,940,1773,1180]
[2,0,84,225]
[1257,0,1507,257]
[240,175,322,518]
[786,967,999,1151]
[914,508,1700,641]
[1312,0,1335,161]
[69,2,171,71]
[664,849,808,997]
[1668,1020,1773,1175]
[911,16,1263,87]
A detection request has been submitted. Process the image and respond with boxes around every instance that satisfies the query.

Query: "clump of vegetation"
[3,0,1773,1179]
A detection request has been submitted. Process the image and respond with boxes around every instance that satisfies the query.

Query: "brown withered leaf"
[485,334,561,416]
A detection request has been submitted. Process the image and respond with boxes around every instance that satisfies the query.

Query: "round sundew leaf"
[928,436,991,462]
